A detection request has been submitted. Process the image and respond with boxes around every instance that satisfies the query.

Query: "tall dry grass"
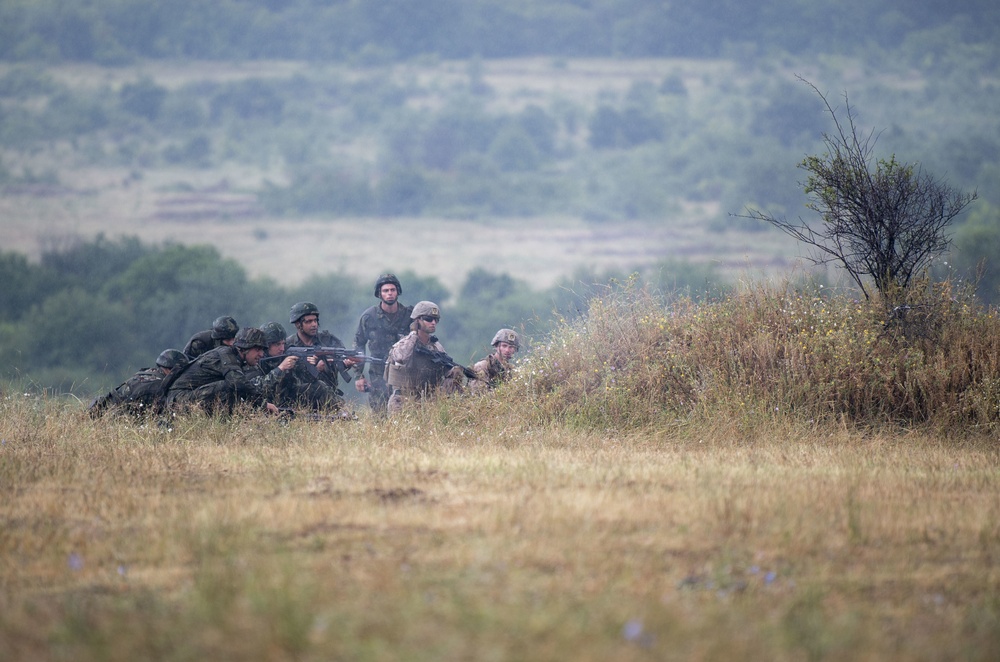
[511,276,1000,434]
[3,282,1000,660]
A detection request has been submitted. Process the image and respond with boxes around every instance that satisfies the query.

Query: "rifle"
[413,344,478,380]
[261,346,383,383]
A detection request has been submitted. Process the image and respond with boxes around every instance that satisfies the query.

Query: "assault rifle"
[414,344,478,380]
[261,346,383,382]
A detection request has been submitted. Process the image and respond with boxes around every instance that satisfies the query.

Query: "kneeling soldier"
[89,349,189,418]
[165,327,278,415]
[471,328,521,394]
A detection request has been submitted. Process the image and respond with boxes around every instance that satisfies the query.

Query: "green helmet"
[374,273,403,298]
[491,328,521,349]
[211,316,239,340]
[233,327,268,350]
[260,321,286,345]
[410,301,440,320]
[156,349,189,369]
[289,301,320,324]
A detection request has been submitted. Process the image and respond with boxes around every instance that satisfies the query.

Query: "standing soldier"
[384,301,467,415]
[353,273,413,414]
[471,328,521,394]
[183,315,239,360]
[285,301,356,410]
[165,327,279,415]
[88,349,189,417]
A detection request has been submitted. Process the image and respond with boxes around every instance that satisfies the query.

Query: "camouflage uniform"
[246,359,297,407]
[184,316,239,360]
[88,349,188,418]
[165,344,268,415]
[246,321,298,408]
[384,333,463,414]
[470,328,520,394]
[353,302,413,412]
[384,301,463,415]
[284,330,349,411]
[471,354,513,393]
[89,367,170,418]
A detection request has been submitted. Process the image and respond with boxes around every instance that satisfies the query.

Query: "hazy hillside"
[1,0,997,63]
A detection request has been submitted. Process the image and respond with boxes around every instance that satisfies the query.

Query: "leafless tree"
[739,78,977,303]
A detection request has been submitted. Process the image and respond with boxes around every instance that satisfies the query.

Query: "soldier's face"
[298,315,319,338]
[244,347,265,366]
[268,340,285,357]
[418,316,438,334]
[379,284,398,305]
[497,341,517,360]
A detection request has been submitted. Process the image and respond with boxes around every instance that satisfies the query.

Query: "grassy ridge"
[513,278,1000,434]
[3,285,1000,660]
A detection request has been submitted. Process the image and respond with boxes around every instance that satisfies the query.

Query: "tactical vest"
[387,346,446,392]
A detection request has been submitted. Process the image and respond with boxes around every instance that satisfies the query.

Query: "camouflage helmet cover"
[289,301,320,324]
[410,301,440,320]
[156,349,190,369]
[211,315,239,339]
[374,273,403,298]
[233,326,268,350]
[491,328,521,349]
[260,321,287,345]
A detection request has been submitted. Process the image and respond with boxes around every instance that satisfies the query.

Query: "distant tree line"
[0,0,996,64]
[0,236,728,395]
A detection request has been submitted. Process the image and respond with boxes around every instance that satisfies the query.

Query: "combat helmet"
[374,273,403,298]
[156,349,190,370]
[211,315,239,340]
[491,328,521,350]
[260,321,287,345]
[233,326,268,350]
[410,301,440,320]
[289,301,320,324]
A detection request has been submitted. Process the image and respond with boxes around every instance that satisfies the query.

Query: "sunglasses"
[420,316,439,323]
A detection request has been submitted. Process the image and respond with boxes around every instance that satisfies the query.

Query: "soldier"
[285,301,356,410]
[165,326,279,415]
[353,273,414,414]
[384,301,466,415]
[471,328,521,394]
[183,315,239,360]
[248,321,300,407]
[88,349,189,418]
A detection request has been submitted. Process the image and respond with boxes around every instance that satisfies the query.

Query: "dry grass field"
[5,279,1000,660]
[2,396,999,661]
